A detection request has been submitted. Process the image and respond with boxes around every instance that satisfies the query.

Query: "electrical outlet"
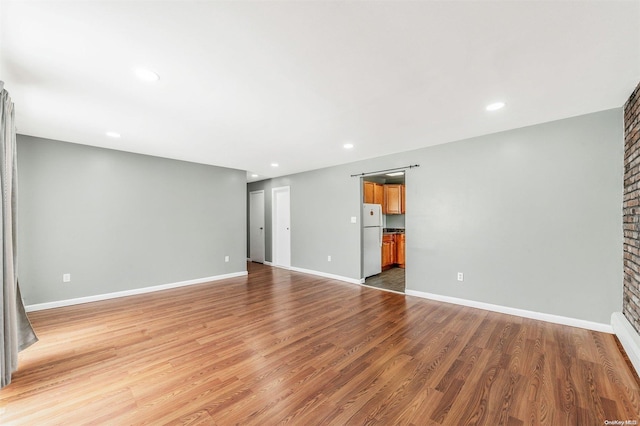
[327,255,332,262]
[63,273,71,283]
[224,256,229,262]
[457,272,464,281]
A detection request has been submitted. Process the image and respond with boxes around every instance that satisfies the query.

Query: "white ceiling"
[1,1,639,182]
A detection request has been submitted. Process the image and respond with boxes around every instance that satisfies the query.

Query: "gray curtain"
[0,81,38,389]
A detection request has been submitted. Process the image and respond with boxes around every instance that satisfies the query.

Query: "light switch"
[351,216,357,223]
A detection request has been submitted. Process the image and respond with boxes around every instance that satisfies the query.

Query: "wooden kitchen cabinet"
[363,181,374,204]
[374,183,384,206]
[363,181,384,205]
[396,233,405,268]
[366,182,405,214]
[384,184,403,214]
[381,234,396,270]
[382,233,405,269]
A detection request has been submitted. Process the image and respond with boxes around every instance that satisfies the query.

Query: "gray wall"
[385,214,405,228]
[18,135,247,305]
[248,109,623,324]
[248,170,362,278]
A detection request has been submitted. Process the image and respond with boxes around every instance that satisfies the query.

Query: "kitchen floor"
[364,267,405,293]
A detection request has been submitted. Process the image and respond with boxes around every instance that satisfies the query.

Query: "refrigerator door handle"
[379,226,383,247]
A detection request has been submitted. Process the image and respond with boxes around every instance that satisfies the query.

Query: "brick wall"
[624,81,640,332]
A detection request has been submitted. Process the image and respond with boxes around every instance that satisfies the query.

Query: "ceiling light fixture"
[343,143,354,149]
[251,174,258,178]
[386,171,405,177]
[106,131,121,138]
[486,101,506,111]
[271,163,279,167]
[134,67,160,82]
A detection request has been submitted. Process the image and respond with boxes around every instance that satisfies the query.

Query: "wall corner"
[612,312,640,375]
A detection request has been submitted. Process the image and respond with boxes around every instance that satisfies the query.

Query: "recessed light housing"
[343,143,354,150]
[271,163,279,167]
[106,131,121,138]
[134,68,160,82]
[486,101,506,111]
[251,174,258,178]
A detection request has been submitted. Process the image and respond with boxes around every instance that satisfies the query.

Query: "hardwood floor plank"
[444,347,503,425]
[1,262,639,425]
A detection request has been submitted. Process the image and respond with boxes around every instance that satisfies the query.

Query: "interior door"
[272,186,291,268]
[249,190,265,263]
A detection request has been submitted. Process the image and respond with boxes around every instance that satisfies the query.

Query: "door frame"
[271,186,291,268]
[249,190,265,263]
[360,174,407,292]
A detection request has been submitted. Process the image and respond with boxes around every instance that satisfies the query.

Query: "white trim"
[271,264,291,270]
[289,266,362,285]
[360,283,404,295]
[405,289,613,333]
[280,264,404,294]
[26,271,248,312]
[264,261,273,266]
[612,312,640,375]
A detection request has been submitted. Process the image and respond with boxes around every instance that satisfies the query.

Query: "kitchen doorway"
[361,173,406,293]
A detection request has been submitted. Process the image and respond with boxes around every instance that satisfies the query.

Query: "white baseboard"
[288,266,362,285]
[359,283,404,295]
[611,312,640,375]
[405,289,613,333]
[26,271,248,312]
[264,261,273,266]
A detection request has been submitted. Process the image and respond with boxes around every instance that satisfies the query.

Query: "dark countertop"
[383,228,405,234]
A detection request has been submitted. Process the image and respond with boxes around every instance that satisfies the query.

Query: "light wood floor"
[1,263,639,425]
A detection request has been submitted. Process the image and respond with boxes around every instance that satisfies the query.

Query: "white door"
[272,186,291,268]
[249,190,265,263]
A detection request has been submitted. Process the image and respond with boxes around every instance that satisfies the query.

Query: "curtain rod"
[350,164,420,178]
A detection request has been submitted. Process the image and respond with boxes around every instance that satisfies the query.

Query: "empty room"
[1,1,640,424]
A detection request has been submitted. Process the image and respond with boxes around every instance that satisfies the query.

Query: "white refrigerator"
[363,203,383,278]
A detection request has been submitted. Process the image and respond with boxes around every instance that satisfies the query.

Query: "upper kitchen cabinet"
[364,181,405,214]
[384,184,403,214]
[364,181,374,203]
[363,181,384,205]
[375,184,384,206]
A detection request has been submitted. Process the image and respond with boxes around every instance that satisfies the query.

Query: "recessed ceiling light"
[251,174,258,178]
[486,101,506,111]
[134,68,160,82]
[271,163,279,167]
[386,171,405,177]
[343,143,354,149]
[106,131,121,138]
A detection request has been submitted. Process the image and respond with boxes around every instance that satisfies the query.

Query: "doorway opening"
[249,190,265,264]
[361,173,406,293]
